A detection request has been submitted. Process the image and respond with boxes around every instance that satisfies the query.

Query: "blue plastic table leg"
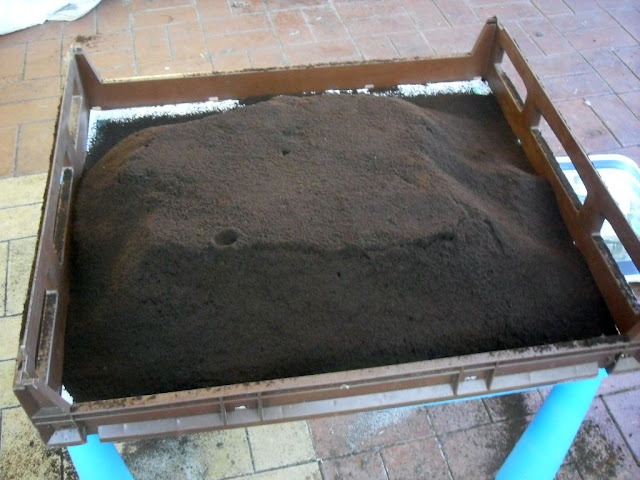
[67,434,134,480]
[496,368,607,480]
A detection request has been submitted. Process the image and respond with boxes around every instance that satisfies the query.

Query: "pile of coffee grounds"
[64,94,615,401]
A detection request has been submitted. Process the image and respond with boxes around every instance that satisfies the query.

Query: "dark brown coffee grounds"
[64,94,615,401]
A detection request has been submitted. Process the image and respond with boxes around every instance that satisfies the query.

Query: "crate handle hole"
[54,168,73,263]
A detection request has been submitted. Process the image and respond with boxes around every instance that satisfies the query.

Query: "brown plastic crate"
[14,17,640,447]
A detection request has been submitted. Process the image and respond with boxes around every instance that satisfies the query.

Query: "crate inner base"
[63,93,616,402]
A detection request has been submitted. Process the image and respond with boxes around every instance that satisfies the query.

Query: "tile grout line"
[328,0,364,61]
[377,446,392,480]
[20,41,28,81]
[222,0,234,17]
[550,90,616,111]
[0,201,45,212]
[437,439,456,480]
[0,92,64,111]
[567,456,586,480]
[221,458,322,480]
[302,420,327,479]
[599,7,640,47]
[165,25,174,61]
[532,65,603,82]
[573,58,621,103]
[568,27,633,93]
[306,7,320,44]
[131,26,140,76]
[211,28,411,42]
[612,48,640,86]
[8,123,20,181]
[529,0,547,19]
[244,427,257,473]
[481,397,496,423]
[3,241,9,317]
[167,10,265,33]
[264,8,292,68]
[536,386,546,402]
[432,0,454,29]
[312,432,437,464]
[0,171,47,180]
[95,0,104,35]
[11,125,22,178]
[598,381,640,395]
[561,0,578,15]
[386,33,405,57]
[0,235,39,246]
[553,91,622,105]
[130,3,198,16]
[600,394,640,467]
[58,17,65,80]
[127,6,139,77]
[0,308,22,320]
[385,3,418,57]
[466,0,483,24]
[244,49,252,70]
[458,0,482,27]
[316,457,326,480]
[514,15,565,58]
[584,96,626,148]
[511,20,546,58]
[428,417,496,436]
[480,394,495,423]
[193,2,216,71]
[304,419,318,461]
[131,7,263,34]
[404,2,442,56]
[425,408,457,480]
[205,26,273,38]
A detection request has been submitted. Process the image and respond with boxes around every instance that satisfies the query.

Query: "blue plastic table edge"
[67,434,133,480]
[67,369,607,480]
[496,368,607,480]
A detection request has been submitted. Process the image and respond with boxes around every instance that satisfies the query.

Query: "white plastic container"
[556,154,640,282]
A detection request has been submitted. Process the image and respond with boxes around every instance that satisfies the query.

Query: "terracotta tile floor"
[1,0,640,478]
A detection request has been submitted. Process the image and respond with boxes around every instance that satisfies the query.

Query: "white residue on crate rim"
[325,89,353,94]
[396,79,491,96]
[87,99,241,150]
[321,79,491,97]
[87,80,490,149]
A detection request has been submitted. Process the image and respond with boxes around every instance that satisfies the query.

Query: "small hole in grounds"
[214,228,238,246]
[282,149,290,156]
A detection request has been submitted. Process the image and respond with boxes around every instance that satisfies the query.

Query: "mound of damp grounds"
[64,94,615,401]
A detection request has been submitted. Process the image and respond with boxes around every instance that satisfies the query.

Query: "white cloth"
[0,0,102,35]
